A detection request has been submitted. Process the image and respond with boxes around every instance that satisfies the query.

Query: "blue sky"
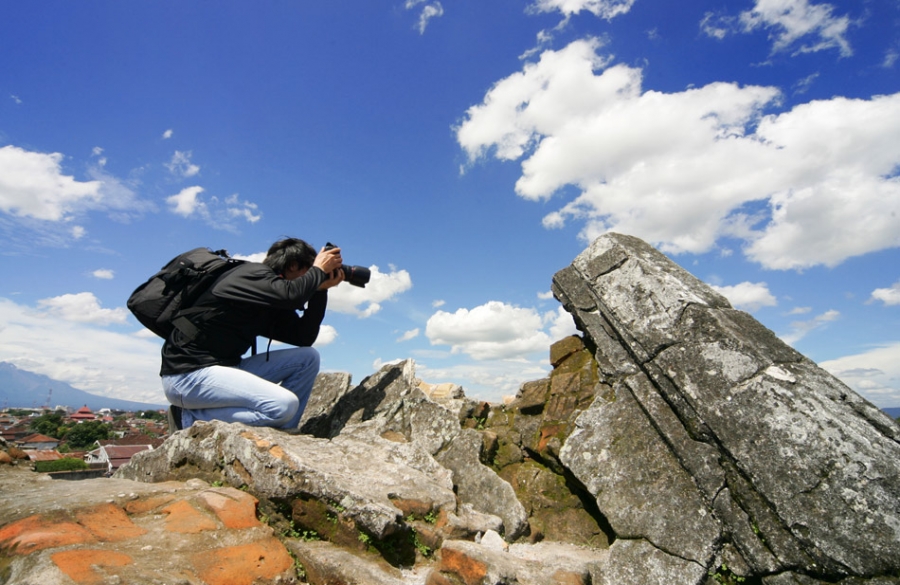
[1,0,899,408]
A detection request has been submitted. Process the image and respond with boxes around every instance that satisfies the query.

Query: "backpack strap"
[169,303,224,343]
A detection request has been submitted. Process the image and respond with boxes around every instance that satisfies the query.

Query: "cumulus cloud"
[0,146,102,221]
[711,282,777,311]
[167,186,207,218]
[0,296,164,404]
[821,342,900,407]
[0,145,149,233]
[426,301,561,360]
[92,269,114,280]
[544,306,579,340]
[314,324,338,346]
[456,38,900,271]
[530,0,636,20]
[36,292,130,325]
[701,0,852,57]
[166,150,200,178]
[780,308,839,345]
[162,129,174,139]
[327,265,412,317]
[166,187,262,231]
[871,281,900,306]
[405,0,444,34]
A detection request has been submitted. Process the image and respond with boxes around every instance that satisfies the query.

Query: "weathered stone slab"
[559,379,721,565]
[434,428,529,541]
[286,538,408,585]
[552,232,900,583]
[430,538,608,585]
[0,466,294,585]
[117,420,457,540]
[597,539,707,585]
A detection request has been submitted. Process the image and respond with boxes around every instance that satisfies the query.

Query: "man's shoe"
[167,405,183,433]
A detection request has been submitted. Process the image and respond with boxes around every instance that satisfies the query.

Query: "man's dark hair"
[263,238,317,274]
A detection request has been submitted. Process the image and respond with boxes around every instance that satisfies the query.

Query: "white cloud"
[37,292,130,325]
[885,49,899,69]
[792,72,819,95]
[406,0,444,34]
[10,95,22,105]
[739,0,852,57]
[538,290,555,300]
[92,269,114,280]
[780,308,839,345]
[426,301,553,360]
[166,150,200,178]
[232,251,267,263]
[167,186,207,218]
[398,328,420,342]
[327,265,412,317]
[0,146,149,234]
[711,282,777,311]
[432,299,446,308]
[821,342,900,408]
[416,358,551,403]
[456,38,900,271]
[162,129,174,139]
[167,187,261,230]
[84,163,150,222]
[224,194,261,223]
[0,145,102,221]
[0,296,164,405]
[701,0,852,57]
[700,13,732,40]
[313,324,338,346]
[544,306,579,341]
[871,281,900,306]
[530,0,636,20]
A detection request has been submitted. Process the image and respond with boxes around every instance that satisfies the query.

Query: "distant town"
[0,404,169,477]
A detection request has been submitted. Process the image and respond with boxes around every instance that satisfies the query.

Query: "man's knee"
[298,346,320,368]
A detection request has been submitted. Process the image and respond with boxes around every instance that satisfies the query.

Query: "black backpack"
[127,248,244,341]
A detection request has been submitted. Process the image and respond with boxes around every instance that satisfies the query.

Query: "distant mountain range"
[885,407,900,420]
[0,362,166,412]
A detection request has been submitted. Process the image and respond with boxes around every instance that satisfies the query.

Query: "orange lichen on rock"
[75,503,147,542]
[191,537,294,585]
[198,488,262,530]
[0,514,95,554]
[51,549,133,585]
[161,499,219,534]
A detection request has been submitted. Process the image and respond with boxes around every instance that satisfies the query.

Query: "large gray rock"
[552,232,900,583]
[117,420,457,540]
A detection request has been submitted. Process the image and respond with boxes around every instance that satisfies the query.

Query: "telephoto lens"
[324,242,370,288]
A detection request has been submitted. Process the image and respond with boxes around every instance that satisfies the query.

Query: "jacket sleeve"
[269,291,327,347]
[211,263,327,309]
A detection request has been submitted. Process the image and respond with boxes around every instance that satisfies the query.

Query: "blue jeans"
[162,347,320,430]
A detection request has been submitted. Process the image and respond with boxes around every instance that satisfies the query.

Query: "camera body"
[324,242,370,288]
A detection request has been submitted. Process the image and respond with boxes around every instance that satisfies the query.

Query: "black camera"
[324,242,370,288]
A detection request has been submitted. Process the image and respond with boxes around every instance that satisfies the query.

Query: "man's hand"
[314,246,343,274]
[315,246,345,290]
[319,268,344,290]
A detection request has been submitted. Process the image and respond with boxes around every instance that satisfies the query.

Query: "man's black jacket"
[160,262,328,376]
